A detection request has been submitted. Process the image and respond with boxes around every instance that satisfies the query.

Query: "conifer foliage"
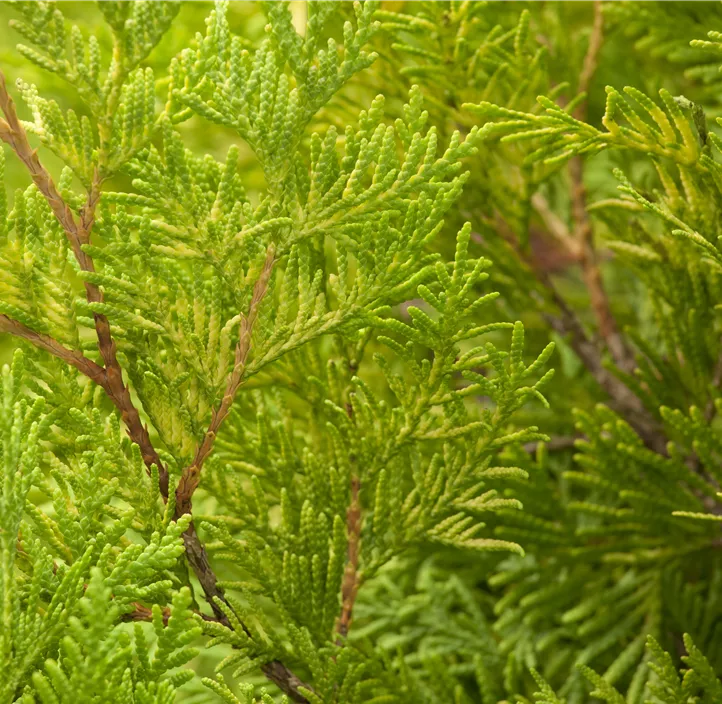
[0,1,550,702]
[0,1,721,703]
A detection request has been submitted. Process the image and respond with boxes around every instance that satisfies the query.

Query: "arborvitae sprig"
[0,2,554,702]
[170,0,377,189]
[530,635,722,704]
[468,85,707,167]
[606,2,722,102]
[11,1,179,116]
[373,2,722,703]
[0,350,193,702]
[10,1,722,702]
[27,576,200,704]
[375,5,549,131]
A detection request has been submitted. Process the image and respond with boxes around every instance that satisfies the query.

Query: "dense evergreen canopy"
[2,2,722,702]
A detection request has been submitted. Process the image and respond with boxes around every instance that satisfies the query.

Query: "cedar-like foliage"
[0,2,721,703]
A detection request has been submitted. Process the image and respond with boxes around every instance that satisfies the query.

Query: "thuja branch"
[0,67,312,697]
[0,72,85,262]
[0,314,107,388]
[0,69,168,492]
[568,0,634,372]
[175,245,276,517]
[337,475,362,641]
[169,245,314,703]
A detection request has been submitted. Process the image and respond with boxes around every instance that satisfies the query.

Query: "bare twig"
[122,603,172,626]
[575,0,605,104]
[261,661,313,703]
[477,223,666,455]
[568,1,634,372]
[534,256,666,454]
[122,602,221,626]
[336,475,362,641]
[180,520,229,623]
[165,516,314,702]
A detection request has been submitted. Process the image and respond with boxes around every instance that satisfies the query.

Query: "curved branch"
[0,71,312,704]
[569,1,635,372]
[0,314,107,388]
[175,244,276,517]
[0,69,168,494]
[170,246,314,700]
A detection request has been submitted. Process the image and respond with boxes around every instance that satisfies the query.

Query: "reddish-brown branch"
[124,529,313,703]
[568,1,634,373]
[0,73,84,261]
[336,475,361,641]
[123,603,172,625]
[0,69,168,494]
[175,245,276,518]
[170,247,313,702]
[0,314,107,387]
[575,0,605,105]
[0,72,312,703]
[477,223,667,455]
[569,155,631,368]
[79,169,169,494]
[122,602,221,626]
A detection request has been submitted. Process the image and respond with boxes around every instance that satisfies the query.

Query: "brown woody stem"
[0,74,312,701]
[548,304,665,453]
[171,246,314,702]
[532,251,666,454]
[122,602,221,626]
[0,73,84,261]
[476,222,666,455]
[0,69,168,493]
[0,314,107,388]
[175,244,276,518]
[337,475,361,641]
[568,1,634,373]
